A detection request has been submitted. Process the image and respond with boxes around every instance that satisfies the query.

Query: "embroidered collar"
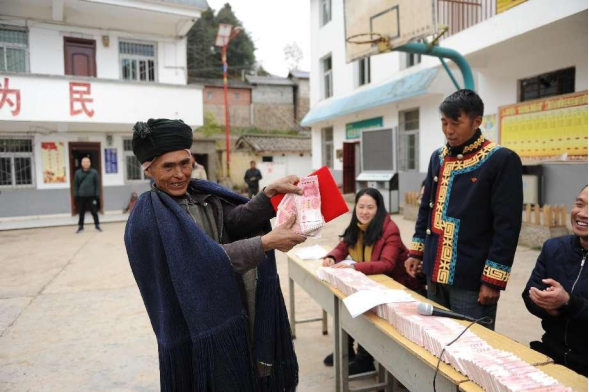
[443,129,485,157]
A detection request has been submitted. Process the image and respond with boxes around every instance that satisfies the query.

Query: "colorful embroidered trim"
[482,259,511,288]
[410,237,425,255]
[431,141,501,285]
[463,134,485,154]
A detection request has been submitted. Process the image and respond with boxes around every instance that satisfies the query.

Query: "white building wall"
[26,22,187,84]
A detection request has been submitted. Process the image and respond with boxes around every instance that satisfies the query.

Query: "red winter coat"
[326,216,423,291]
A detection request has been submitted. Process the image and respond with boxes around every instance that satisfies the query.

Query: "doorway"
[192,153,209,177]
[69,142,103,215]
[343,141,359,194]
[64,37,97,77]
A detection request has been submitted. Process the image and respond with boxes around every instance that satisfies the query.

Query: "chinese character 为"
[0,78,21,116]
[70,82,95,117]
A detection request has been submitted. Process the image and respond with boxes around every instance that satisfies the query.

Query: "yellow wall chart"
[499,91,588,162]
[41,141,67,183]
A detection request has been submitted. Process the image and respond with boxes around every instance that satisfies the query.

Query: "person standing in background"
[74,157,101,233]
[244,160,263,198]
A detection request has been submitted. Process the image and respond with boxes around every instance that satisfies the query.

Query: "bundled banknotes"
[276,175,325,237]
[317,267,571,392]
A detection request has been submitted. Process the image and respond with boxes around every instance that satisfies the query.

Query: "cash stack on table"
[317,267,572,392]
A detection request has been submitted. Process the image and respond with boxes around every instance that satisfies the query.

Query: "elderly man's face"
[147,150,193,196]
[81,158,91,170]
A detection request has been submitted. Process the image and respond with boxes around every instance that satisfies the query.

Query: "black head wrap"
[132,119,193,163]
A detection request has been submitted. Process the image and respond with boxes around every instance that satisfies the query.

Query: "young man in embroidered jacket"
[405,89,523,330]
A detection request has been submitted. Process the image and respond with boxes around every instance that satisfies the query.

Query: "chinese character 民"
[0,78,21,116]
[70,82,95,117]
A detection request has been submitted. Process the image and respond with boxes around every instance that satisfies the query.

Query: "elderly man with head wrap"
[124,119,305,392]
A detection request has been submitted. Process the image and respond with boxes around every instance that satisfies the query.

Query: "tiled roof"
[288,70,310,79]
[235,135,311,153]
[246,75,295,86]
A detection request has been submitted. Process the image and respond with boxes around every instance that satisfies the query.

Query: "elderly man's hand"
[264,175,303,198]
[261,215,306,252]
[529,279,570,311]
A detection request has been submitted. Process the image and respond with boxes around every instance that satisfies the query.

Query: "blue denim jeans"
[426,278,497,330]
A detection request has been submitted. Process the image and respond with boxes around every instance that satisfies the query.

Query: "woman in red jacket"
[322,188,424,374]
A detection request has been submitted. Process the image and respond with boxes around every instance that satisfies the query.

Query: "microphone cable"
[432,316,493,392]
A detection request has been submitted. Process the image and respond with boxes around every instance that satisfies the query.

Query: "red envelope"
[270,166,349,223]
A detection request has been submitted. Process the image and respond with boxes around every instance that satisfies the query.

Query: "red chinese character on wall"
[0,78,21,116]
[70,82,95,117]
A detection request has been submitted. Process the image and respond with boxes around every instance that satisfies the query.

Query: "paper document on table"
[343,289,417,318]
[295,245,329,260]
[339,259,356,266]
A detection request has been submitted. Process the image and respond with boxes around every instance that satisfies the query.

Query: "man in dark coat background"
[523,185,588,376]
[245,160,263,198]
[73,157,101,233]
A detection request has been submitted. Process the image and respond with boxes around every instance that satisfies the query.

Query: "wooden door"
[69,142,103,215]
[64,38,97,77]
[343,142,357,194]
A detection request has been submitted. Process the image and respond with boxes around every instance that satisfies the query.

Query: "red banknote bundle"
[270,166,349,223]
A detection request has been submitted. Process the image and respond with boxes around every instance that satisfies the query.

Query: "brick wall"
[203,86,251,106]
[204,104,252,128]
[253,104,296,130]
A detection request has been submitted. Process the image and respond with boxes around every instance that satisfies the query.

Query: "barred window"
[519,67,575,102]
[0,138,34,187]
[399,109,419,172]
[321,127,333,169]
[123,139,147,181]
[0,27,29,73]
[119,40,156,82]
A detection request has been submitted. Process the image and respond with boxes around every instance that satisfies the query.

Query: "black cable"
[432,316,493,392]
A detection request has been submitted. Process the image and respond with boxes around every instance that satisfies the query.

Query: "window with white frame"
[323,55,333,99]
[399,109,419,172]
[123,139,147,181]
[0,27,28,73]
[119,41,156,82]
[321,127,333,168]
[321,0,332,26]
[357,57,371,87]
[406,53,421,69]
[0,138,34,187]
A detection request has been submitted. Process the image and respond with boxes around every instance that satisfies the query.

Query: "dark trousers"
[77,196,100,228]
[248,187,259,199]
[427,278,497,330]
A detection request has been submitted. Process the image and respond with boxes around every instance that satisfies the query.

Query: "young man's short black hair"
[439,89,484,121]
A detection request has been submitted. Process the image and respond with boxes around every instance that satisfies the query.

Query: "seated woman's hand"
[322,257,335,267]
[331,263,353,269]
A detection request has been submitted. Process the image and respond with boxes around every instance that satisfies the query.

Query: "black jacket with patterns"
[409,129,523,291]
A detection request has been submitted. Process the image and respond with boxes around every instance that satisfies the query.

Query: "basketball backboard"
[344,0,436,63]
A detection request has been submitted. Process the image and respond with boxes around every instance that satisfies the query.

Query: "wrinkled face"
[146,150,193,197]
[571,187,588,239]
[441,111,482,147]
[356,194,378,225]
[81,157,91,170]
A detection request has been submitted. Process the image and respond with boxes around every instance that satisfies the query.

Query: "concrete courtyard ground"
[0,210,544,391]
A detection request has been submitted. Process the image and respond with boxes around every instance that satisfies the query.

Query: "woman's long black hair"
[341,188,388,247]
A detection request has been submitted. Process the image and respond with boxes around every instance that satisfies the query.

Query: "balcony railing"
[437,0,498,38]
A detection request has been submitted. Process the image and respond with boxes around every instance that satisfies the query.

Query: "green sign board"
[345,117,384,139]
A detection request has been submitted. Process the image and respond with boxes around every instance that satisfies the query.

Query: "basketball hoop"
[346,32,385,45]
[346,33,391,53]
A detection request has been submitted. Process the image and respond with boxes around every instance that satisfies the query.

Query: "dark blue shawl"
[124,180,298,391]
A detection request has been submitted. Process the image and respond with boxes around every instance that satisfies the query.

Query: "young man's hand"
[405,257,423,278]
[261,215,306,252]
[478,284,500,305]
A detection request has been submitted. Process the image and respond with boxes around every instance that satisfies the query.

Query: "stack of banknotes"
[317,267,570,392]
[276,175,325,237]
